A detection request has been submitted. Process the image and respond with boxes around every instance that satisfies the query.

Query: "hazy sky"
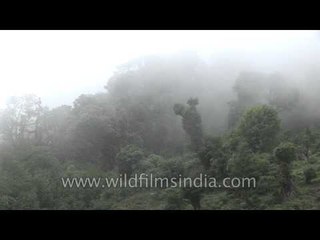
[0,30,318,108]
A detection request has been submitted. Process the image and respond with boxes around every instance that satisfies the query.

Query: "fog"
[3,30,320,210]
[0,30,319,108]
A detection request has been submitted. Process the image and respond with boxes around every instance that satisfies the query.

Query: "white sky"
[0,30,318,108]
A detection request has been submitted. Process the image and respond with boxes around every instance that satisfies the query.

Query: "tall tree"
[0,95,43,146]
[174,98,204,153]
[274,142,296,199]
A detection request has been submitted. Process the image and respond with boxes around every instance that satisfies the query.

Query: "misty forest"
[1,48,320,210]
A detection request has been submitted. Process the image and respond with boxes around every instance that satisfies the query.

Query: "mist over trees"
[2,50,320,209]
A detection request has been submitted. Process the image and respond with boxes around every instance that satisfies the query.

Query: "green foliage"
[2,55,320,210]
[274,142,296,199]
[229,151,270,179]
[0,145,64,209]
[164,188,186,210]
[182,187,202,210]
[274,142,296,164]
[198,136,227,176]
[116,145,144,176]
[304,167,317,184]
[238,105,280,153]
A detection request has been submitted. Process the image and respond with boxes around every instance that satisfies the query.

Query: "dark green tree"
[274,142,296,199]
[301,127,315,160]
[174,98,204,153]
[238,105,280,153]
[304,167,317,184]
[115,145,144,176]
[182,188,202,210]
[198,136,228,176]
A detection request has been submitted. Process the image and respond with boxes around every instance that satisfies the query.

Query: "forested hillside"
[1,52,320,209]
